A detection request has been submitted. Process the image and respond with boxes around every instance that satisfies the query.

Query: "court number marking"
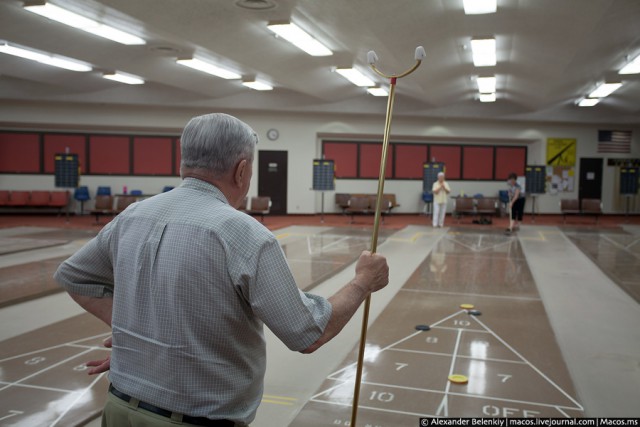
[483,405,540,418]
[394,363,408,371]
[0,410,24,421]
[73,364,89,372]
[453,320,470,327]
[24,356,46,365]
[426,336,439,344]
[498,374,512,383]
[369,391,394,403]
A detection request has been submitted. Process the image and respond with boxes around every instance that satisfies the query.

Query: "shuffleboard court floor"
[276,226,395,291]
[0,314,111,427]
[292,229,584,425]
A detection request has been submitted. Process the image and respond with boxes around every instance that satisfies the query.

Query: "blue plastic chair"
[97,186,111,196]
[130,190,143,196]
[162,186,175,193]
[74,186,90,214]
[499,190,509,204]
[474,193,484,199]
[422,191,433,203]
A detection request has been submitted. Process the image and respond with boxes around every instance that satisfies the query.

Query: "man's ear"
[234,159,248,187]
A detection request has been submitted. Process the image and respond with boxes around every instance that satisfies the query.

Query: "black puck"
[468,310,482,316]
[415,324,431,331]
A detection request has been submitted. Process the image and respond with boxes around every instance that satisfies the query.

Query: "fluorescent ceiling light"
[578,98,600,107]
[242,80,273,91]
[471,37,496,67]
[103,72,144,84]
[463,0,497,15]
[335,68,375,87]
[267,22,332,56]
[479,92,496,102]
[367,87,388,96]
[588,82,622,98]
[0,42,91,71]
[24,1,145,45]
[476,76,496,93]
[619,54,640,74]
[176,58,241,79]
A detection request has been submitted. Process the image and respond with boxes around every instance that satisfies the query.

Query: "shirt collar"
[180,177,230,205]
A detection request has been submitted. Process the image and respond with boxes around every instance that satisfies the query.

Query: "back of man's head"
[181,113,258,178]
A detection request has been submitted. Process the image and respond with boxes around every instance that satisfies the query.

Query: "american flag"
[598,130,632,153]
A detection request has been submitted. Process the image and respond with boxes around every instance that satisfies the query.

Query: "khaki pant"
[102,392,215,427]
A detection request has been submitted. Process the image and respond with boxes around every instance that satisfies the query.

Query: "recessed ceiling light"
[176,58,241,79]
[619,54,640,75]
[267,22,332,56]
[367,87,388,96]
[470,37,496,67]
[335,68,375,87]
[0,42,91,72]
[463,0,497,15]
[103,72,144,84]
[23,1,145,45]
[479,92,496,102]
[577,98,600,107]
[588,82,622,98]
[242,80,273,91]
[476,76,496,93]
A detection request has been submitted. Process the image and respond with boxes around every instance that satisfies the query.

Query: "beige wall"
[0,101,638,214]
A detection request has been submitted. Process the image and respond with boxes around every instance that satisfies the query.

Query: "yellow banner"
[546,138,576,166]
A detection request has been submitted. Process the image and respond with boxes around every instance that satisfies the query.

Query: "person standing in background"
[507,172,526,231]
[432,172,451,227]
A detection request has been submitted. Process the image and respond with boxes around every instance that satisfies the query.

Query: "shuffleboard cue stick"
[350,46,426,427]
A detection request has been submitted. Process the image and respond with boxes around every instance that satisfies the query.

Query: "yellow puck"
[460,304,475,310]
[448,374,469,384]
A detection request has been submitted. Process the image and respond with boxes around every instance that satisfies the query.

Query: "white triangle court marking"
[311,309,584,413]
[470,314,584,411]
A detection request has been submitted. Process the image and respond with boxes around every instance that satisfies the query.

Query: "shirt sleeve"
[53,219,116,298]
[445,182,451,192]
[432,182,438,192]
[246,238,332,351]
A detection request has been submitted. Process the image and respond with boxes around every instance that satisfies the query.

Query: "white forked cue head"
[367,50,378,65]
[415,46,426,61]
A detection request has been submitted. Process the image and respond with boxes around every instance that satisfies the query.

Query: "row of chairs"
[335,193,400,223]
[74,185,175,214]
[0,190,69,213]
[238,197,272,222]
[453,197,499,223]
[560,199,602,223]
[91,195,138,223]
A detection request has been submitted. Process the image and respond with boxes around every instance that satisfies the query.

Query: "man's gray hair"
[180,113,258,177]
[438,172,445,177]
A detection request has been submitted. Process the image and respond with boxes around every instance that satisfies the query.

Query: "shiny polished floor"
[292,229,584,425]
[1,222,639,426]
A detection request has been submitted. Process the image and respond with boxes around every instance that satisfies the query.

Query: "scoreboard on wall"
[525,165,546,194]
[620,168,638,195]
[54,153,80,188]
[312,159,335,191]
[423,162,445,193]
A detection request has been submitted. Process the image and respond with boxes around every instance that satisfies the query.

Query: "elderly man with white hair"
[54,113,389,427]
[432,171,451,227]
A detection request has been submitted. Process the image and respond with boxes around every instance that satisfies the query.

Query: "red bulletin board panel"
[89,136,130,175]
[430,145,461,179]
[44,134,87,173]
[359,143,393,179]
[0,133,41,173]
[133,137,173,175]
[323,142,357,178]
[463,146,494,180]
[174,139,181,176]
[495,147,526,180]
[394,144,428,179]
